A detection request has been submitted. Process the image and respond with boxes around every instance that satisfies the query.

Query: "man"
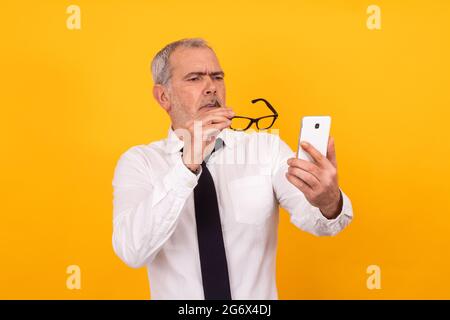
[112,38,353,300]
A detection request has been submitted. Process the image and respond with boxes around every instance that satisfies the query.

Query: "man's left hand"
[286,136,343,219]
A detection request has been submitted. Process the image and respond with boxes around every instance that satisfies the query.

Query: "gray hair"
[151,38,212,85]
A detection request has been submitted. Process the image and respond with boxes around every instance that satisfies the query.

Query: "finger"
[285,172,312,196]
[287,166,320,189]
[197,114,232,126]
[203,120,231,132]
[197,108,234,119]
[300,141,327,167]
[198,111,234,124]
[287,157,321,181]
[198,107,235,118]
[205,107,234,115]
[327,136,338,169]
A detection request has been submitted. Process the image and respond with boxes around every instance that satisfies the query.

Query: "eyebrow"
[183,71,225,79]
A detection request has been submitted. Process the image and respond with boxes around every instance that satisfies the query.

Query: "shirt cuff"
[307,188,353,236]
[162,154,202,199]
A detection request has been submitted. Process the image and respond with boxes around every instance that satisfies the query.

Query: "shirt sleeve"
[112,146,201,268]
[271,135,354,236]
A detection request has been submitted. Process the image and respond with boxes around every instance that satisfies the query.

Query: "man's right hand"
[178,107,235,172]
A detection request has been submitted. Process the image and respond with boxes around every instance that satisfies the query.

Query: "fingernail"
[301,141,308,148]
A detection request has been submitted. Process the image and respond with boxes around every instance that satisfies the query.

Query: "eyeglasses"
[230,98,279,131]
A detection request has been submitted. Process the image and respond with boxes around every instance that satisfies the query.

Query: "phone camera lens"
[315,123,320,129]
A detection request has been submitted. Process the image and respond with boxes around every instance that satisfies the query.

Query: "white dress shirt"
[112,127,353,299]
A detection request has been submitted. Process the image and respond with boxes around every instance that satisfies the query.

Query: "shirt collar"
[164,125,235,154]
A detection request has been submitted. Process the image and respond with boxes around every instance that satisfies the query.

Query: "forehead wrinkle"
[184,70,224,76]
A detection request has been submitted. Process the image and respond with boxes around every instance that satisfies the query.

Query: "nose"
[203,76,217,96]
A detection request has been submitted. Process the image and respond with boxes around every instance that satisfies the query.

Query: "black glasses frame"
[230,98,279,131]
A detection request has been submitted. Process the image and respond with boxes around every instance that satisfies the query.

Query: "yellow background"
[1,0,450,299]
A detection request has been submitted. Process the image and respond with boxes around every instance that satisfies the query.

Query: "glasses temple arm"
[251,98,278,116]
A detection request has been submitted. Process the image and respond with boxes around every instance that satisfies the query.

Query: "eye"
[214,75,224,80]
[188,77,200,81]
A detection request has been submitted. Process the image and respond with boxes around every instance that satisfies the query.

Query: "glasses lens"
[257,116,275,130]
[230,117,252,131]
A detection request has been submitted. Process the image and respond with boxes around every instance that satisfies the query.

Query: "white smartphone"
[297,116,331,162]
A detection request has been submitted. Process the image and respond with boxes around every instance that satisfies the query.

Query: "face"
[155,46,227,128]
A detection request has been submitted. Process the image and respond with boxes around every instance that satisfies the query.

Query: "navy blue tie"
[193,144,232,300]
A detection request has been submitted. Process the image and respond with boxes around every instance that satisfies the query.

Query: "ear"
[153,84,171,113]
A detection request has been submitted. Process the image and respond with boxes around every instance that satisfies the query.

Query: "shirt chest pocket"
[226,175,275,225]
